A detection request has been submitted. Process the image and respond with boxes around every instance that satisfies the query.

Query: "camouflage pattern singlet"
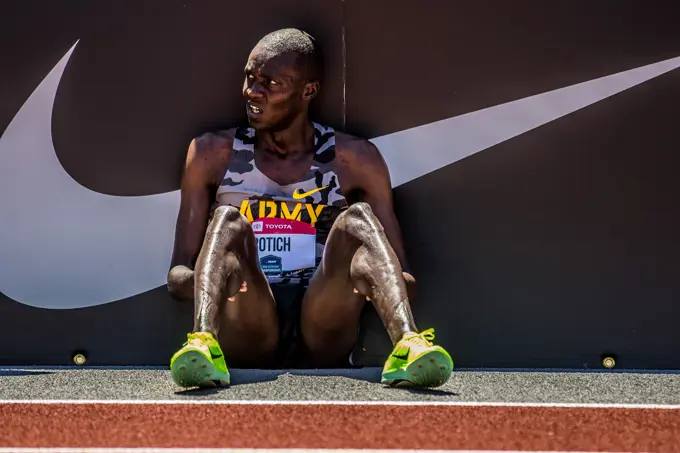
[214,122,348,284]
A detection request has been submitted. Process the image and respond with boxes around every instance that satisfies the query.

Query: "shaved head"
[242,28,323,131]
[254,28,324,83]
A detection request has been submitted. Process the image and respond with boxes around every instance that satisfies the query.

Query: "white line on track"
[0,450,633,453]
[0,399,679,409]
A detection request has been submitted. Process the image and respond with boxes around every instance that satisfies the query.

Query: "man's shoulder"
[184,128,238,185]
[332,129,391,191]
[334,130,382,164]
[192,128,238,158]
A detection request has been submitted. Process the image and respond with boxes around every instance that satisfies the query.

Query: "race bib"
[251,217,316,276]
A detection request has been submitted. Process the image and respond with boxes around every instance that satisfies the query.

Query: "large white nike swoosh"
[0,41,678,309]
[373,56,680,187]
[0,42,181,309]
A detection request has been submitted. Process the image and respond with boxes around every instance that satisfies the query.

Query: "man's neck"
[256,115,315,157]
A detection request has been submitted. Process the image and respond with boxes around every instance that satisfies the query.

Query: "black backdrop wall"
[1,0,679,369]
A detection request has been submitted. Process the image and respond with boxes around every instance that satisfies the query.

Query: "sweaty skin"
[168,131,279,367]
[299,133,418,365]
[168,42,418,367]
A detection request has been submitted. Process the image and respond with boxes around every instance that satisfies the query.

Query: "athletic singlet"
[214,122,348,284]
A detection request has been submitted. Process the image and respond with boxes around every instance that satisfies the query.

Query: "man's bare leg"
[194,205,279,364]
[300,202,415,363]
[169,205,279,386]
[300,202,453,387]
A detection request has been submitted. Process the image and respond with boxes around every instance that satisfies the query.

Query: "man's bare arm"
[338,136,416,297]
[353,142,411,269]
[168,132,232,300]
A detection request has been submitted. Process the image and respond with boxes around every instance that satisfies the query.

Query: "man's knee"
[209,205,251,235]
[341,202,383,236]
[213,204,248,224]
[345,201,373,219]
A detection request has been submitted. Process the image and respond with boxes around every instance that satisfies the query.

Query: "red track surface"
[1,403,679,451]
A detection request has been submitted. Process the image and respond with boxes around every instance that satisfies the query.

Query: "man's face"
[242,46,314,131]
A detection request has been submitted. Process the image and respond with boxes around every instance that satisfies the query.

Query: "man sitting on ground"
[167,28,453,388]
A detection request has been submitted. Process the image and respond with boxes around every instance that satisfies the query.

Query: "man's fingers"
[227,281,248,302]
[353,287,370,300]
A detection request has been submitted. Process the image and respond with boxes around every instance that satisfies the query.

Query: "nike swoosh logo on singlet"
[0,40,678,309]
[292,186,328,199]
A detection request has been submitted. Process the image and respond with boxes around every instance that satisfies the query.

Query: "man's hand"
[337,133,417,304]
[168,131,234,302]
[167,265,195,301]
[168,264,249,303]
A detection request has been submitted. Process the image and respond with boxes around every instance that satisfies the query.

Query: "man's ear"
[303,81,320,101]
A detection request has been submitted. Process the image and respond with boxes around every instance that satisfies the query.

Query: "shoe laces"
[404,328,436,346]
[183,332,214,347]
[419,328,436,341]
[394,328,436,358]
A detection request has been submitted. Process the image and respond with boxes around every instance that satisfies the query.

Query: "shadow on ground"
[235,367,382,384]
[397,387,458,396]
[173,367,457,396]
[0,370,53,377]
[174,367,383,395]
